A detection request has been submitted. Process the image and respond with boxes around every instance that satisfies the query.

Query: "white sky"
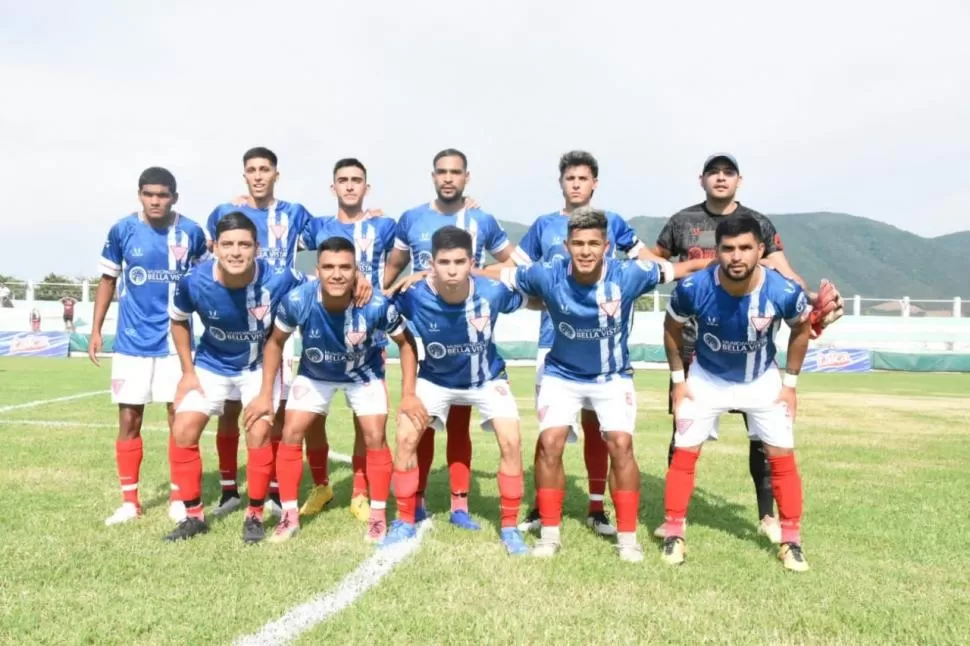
[2,0,968,279]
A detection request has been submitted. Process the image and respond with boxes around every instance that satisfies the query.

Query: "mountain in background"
[497,212,969,300]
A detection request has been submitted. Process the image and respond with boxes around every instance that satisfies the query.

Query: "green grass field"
[1,357,969,645]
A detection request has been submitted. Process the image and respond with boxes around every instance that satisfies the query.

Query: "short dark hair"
[333,157,367,178]
[433,148,468,170]
[567,206,608,236]
[431,226,473,258]
[138,167,177,193]
[243,147,278,167]
[317,236,355,257]
[215,211,258,242]
[559,150,599,179]
[715,213,764,246]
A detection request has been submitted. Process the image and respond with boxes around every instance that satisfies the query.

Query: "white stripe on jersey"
[608,282,623,373]
[166,216,184,355]
[244,264,265,369]
[745,280,764,382]
[464,293,480,387]
[595,281,610,377]
[761,301,778,376]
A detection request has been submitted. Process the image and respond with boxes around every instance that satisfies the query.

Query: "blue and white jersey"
[503,257,665,384]
[511,210,644,349]
[206,200,312,272]
[300,216,396,289]
[98,213,208,357]
[170,258,305,377]
[393,276,523,389]
[666,266,811,383]
[393,204,510,271]
[275,281,405,384]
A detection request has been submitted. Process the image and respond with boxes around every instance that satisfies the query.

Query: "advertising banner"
[0,332,71,357]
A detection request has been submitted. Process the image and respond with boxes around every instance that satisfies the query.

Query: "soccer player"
[165,212,305,543]
[60,295,78,332]
[91,167,208,526]
[497,207,707,561]
[248,236,424,543]
[505,150,656,537]
[660,214,813,571]
[204,147,314,520]
[382,226,529,554]
[296,158,398,521]
[651,153,842,542]
[383,148,516,531]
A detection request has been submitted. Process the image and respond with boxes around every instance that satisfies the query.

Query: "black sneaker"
[164,517,209,542]
[212,491,242,518]
[242,514,265,545]
[586,510,618,536]
[517,507,540,533]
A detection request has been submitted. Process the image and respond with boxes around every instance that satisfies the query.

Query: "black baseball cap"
[702,153,739,174]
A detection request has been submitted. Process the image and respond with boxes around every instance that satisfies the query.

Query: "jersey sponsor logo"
[599,300,621,318]
[208,327,266,343]
[424,340,487,360]
[557,321,624,341]
[346,330,366,346]
[415,250,433,269]
[259,247,288,261]
[128,267,148,285]
[702,332,769,354]
[467,316,489,333]
[750,316,773,333]
[304,347,325,363]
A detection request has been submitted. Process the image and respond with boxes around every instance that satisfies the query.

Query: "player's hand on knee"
[243,392,275,430]
[87,332,103,367]
[383,271,428,297]
[173,372,203,410]
[775,385,798,421]
[398,394,429,433]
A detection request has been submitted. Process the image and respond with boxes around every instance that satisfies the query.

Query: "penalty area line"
[233,519,433,646]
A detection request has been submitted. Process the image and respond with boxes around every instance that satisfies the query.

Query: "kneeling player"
[247,236,422,544]
[165,212,305,543]
[382,226,528,555]
[660,214,812,572]
[497,207,706,562]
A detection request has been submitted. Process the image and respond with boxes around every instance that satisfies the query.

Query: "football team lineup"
[88,147,845,570]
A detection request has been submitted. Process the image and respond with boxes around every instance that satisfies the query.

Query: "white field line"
[233,519,433,646]
[0,390,108,413]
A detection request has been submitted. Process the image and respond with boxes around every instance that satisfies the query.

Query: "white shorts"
[175,367,281,418]
[286,375,388,417]
[417,378,518,433]
[111,353,182,405]
[674,363,793,449]
[536,375,637,435]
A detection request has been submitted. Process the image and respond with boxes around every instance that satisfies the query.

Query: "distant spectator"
[60,295,78,332]
[0,283,12,308]
[30,308,41,332]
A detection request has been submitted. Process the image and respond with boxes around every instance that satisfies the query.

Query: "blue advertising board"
[0,332,71,357]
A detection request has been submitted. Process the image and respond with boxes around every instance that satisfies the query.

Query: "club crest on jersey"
[249,305,268,320]
[751,316,773,333]
[170,244,187,261]
[346,330,366,346]
[467,316,489,333]
[270,224,288,239]
[599,300,620,318]
[355,235,374,252]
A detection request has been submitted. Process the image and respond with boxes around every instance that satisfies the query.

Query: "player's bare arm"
[778,315,812,422]
[663,313,691,413]
[171,319,202,410]
[383,248,411,290]
[391,327,428,432]
[245,325,288,429]
[352,272,373,307]
[88,274,117,367]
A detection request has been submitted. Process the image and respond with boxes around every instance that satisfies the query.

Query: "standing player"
[91,167,208,526]
[60,295,78,332]
[651,153,842,542]
[497,207,707,561]
[248,236,424,544]
[505,150,656,537]
[165,212,305,543]
[382,226,528,554]
[660,214,813,571]
[204,147,314,519]
[383,148,517,531]
[296,158,398,521]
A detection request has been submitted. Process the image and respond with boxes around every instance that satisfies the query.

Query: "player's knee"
[605,432,634,460]
[537,431,566,462]
[762,444,794,458]
[493,423,521,457]
[396,428,420,456]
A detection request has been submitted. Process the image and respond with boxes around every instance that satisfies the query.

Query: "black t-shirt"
[656,202,784,355]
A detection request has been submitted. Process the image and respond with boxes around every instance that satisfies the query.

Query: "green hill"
[496,212,968,300]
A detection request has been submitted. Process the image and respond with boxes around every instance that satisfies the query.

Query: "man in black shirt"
[651,153,838,543]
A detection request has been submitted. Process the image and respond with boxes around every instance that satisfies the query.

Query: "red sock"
[663,448,699,538]
[536,488,565,527]
[768,454,804,544]
[366,447,392,507]
[216,432,240,492]
[115,437,143,506]
[269,438,280,495]
[582,414,608,514]
[276,443,303,506]
[352,454,367,497]
[393,466,419,524]
[170,443,203,518]
[246,444,273,505]
[446,405,473,512]
[497,471,523,529]
[416,429,435,504]
[307,444,330,486]
[612,489,640,533]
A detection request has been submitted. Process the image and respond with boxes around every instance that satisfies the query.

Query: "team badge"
[346,331,366,346]
[248,305,268,320]
[750,316,773,333]
[599,300,620,317]
[170,244,187,261]
[467,316,489,333]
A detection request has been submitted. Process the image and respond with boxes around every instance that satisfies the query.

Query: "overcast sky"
[2,0,968,279]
